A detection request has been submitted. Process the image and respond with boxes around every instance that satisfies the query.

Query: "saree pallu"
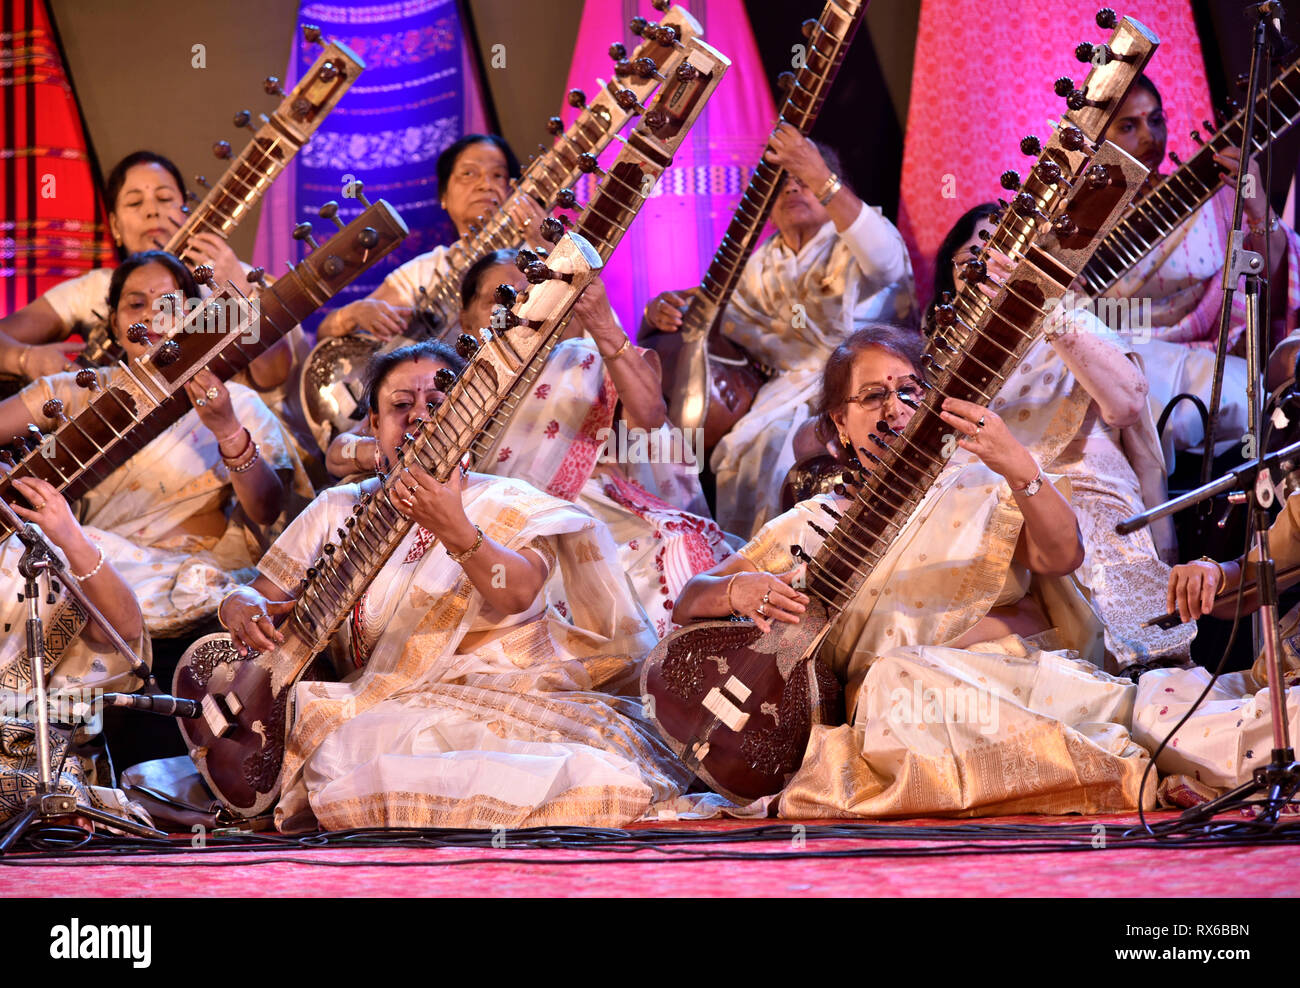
[485,336,734,633]
[266,474,691,832]
[989,330,1193,671]
[19,370,311,636]
[737,462,1152,817]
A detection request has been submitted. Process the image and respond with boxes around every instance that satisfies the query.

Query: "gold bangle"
[447,524,485,565]
[1197,555,1228,587]
[217,586,249,632]
[724,573,742,618]
[603,338,632,362]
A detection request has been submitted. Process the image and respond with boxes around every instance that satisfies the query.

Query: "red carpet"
[1,813,1295,897]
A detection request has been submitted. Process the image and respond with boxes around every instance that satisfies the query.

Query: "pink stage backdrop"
[563,0,776,327]
[899,0,1213,306]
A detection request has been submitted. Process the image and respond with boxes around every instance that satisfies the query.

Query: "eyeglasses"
[847,383,923,411]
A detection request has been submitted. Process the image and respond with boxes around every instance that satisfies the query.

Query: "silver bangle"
[71,546,105,582]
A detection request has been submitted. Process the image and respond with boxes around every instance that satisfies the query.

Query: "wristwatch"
[1011,471,1043,497]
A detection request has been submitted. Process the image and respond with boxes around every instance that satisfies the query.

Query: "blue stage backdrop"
[253,0,488,332]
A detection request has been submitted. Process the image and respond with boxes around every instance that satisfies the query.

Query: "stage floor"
[1,811,1295,897]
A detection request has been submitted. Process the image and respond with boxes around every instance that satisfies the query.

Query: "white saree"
[710,206,916,537]
[483,336,735,637]
[734,459,1153,817]
[18,369,309,636]
[263,473,691,832]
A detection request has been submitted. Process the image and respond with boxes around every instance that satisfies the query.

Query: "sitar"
[0,199,406,543]
[299,1,704,445]
[173,34,731,818]
[1077,45,1300,299]
[76,24,364,368]
[645,0,867,451]
[642,8,1159,805]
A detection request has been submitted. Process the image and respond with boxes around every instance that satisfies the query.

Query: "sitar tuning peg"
[801,18,817,39]
[650,0,669,11]
[233,110,253,130]
[1036,160,1063,184]
[319,200,344,229]
[154,340,181,367]
[127,322,150,345]
[0,450,13,467]
[456,333,480,360]
[1000,170,1021,191]
[629,16,648,36]
[264,76,286,98]
[1058,125,1086,151]
[195,174,211,190]
[1054,77,1075,98]
[675,62,699,82]
[515,248,539,272]
[1169,151,1183,167]
[350,180,372,209]
[302,23,324,45]
[1052,213,1077,237]
[75,368,99,390]
[1085,164,1111,189]
[615,89,649,115]
[247,266,268,289]
[317,61,340,83]
[494,284,519,307]
[526,259,572,284]
[1202,119,1215,135]
[434,368,458,392]
[293,222,319,250]
[24,424,44,451]
[41,398,66,422]
[540,217,565,244]
[777,71,796,94]
[193,264,216,288]
[555,188,578,210]
[1020,135,1042,156]
[357,227,379,249]
[960,257,987,283]
[1096,8,1118,29]
[577,152,604,176]
[635,57,666,82]
[567,88,587,109]
[609,42,628,61]
[547,115,564,136]
[213,140,232,160]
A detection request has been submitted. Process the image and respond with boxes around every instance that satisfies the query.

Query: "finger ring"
[196,397,207,407]
[34,500,45,509]
[977,416,987,428]
[762,589,772,605]
[757,604,767,617]
[206,387,219,401]
[523,218,532,229]
[254,613,270,624]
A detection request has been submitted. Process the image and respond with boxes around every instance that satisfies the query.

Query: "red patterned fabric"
[563,0,776,325]
[899,0,1213,304]
[544,374,617,502]
[0,0,114,316]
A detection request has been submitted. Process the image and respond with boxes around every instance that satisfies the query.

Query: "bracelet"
[227,441,261,473]
[1248,212,1280,236]
[724,573,742,618]
[447,524,485,565]
[219,427,251,462]
[70,546,105,582]
[217,425,246,447]
[602,338,632,362]
[1197,555,1228,587]
[816,173,842,206]
[217,586,249,632]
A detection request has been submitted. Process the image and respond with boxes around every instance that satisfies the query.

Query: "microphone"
[100,692,201,719]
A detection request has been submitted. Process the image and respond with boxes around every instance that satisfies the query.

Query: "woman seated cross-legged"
[219,341,691,832]
[672,324,1154,817]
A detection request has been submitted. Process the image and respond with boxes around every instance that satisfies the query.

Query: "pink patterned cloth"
[899,0,1214,303]
[562,0,776,326]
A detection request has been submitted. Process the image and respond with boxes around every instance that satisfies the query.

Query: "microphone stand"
[0,498,166,850]
[1118,439,1300,825]
[1201,1,1283,485]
